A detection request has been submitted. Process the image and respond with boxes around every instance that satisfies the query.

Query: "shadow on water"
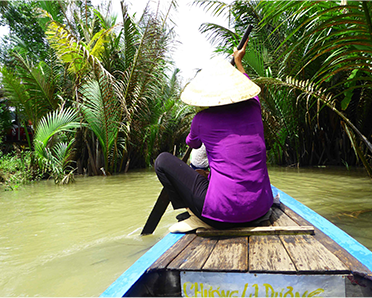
[0,166,371,296]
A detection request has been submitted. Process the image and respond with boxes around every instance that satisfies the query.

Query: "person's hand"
[195,169,210,179]
[233,38,248,63]
[233,38,248,73]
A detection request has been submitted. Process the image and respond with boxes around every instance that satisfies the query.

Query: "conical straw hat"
[181,57,261,107]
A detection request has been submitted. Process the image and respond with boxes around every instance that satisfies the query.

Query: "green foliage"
[143,69,194,166]
[0,0,50,64]
[0,101,11,142]
[44,14,115,78]
[194,0,372,175]
[79,77,122,172]
[0,150,42,191]
[1,51,64,131]
[1,0,189,180]
[34,107,81,184]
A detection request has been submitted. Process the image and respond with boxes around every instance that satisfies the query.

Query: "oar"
[141,147,192,235]
[140,25,254,235]
[230,25,253,66]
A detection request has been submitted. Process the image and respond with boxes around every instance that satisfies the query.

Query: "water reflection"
[0,167,371,296]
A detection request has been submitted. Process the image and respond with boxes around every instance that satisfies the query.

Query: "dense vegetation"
[195,0,372,176]
[0,0,193,187]
[1,0,372,189]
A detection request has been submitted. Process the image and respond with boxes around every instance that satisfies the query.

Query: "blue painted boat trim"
[271,185,372,272]
[100,232,184,297]
[101,186,372,297]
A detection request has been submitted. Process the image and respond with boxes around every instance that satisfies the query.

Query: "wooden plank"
[167,236,217,270]
[280,203,311,226]
[282,204,372,275]
[249,235,296,273]
[196,226,314,237]
[275,187,372,274]
[271,207,299,227]
[280,234,350,273]
[203,237,248,272]
[148,234,197,271]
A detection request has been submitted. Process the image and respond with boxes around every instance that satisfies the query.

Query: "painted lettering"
[251,284,259,297]
[296,290,308,297]
[263,283,275,297]
[241,283,249,297]
[209,287,221,297]
[183,282,191,297]
[183,282,326,297]
[308,289,324,297]
[284,286,294,297]
[218,290,229,297]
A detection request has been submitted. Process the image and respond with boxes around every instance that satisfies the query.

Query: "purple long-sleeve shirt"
[186,76,273,223]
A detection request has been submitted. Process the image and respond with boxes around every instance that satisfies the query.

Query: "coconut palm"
[1,50,63,126]
[1,0,188,181]
[43,6,123,174]
[0,50,64,152]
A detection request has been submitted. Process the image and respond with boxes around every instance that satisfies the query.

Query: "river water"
[0,167,371,296]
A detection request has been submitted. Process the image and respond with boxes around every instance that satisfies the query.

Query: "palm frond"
[79,77,121,171]
[199,22,237,49]
[2,52,63,129]
[43,11,114,78]
[192,0,231,18]
[34,107,80,183]
[34,107,80,152]
[255,76,372,157]
[0,66,31,120]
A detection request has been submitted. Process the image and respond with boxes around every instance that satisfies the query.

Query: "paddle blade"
[141,188,170,235]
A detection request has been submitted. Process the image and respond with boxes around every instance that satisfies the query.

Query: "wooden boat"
[100,186,372,297]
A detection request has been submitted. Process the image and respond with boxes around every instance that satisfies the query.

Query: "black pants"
[155,152,267,229]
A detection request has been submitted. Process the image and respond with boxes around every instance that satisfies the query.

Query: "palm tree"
[1,51,64,150]
[33,107,81,184]
[193,0,372,176]
[1,0,189,181]
[142,68,194,166]
[79,77,122,173]
[44,1,185,173]
[43,6,123,174]
[257,0,372,174]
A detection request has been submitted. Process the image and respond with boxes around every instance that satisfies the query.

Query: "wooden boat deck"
[148,203,364,275]
[101,187,372,297]
[124,202,372,297]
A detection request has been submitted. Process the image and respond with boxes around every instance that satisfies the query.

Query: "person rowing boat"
[154,38,273,232]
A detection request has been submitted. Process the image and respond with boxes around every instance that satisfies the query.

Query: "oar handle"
[181,146,192,163]
[230,25,253,66]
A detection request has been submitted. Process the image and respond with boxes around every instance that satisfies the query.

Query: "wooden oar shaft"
[140,147,192,235]
[230,25,253,66]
